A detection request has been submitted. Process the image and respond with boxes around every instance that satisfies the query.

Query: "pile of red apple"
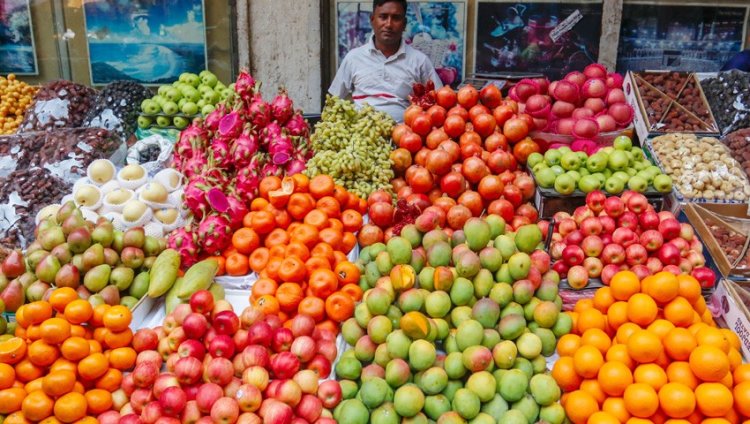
[550,190,716,289]
[111,290,341,424]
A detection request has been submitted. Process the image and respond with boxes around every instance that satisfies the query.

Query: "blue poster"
[336,1,466,87]
[83,0,207,85]
[0,0,37,75]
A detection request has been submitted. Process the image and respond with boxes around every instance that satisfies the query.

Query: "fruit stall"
[0,62,749,424]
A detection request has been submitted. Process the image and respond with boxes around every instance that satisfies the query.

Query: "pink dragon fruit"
[176,124,208,157]
[270,88,294,125]
[210,138,232,169]
[261,162,283,178]
[284,112,310,138]
[235,166,262,201]
[231,131,259,168]
[218,111,243,139]
[261,121,282,148]
[203,104,226,132]
[268,133,294,165]
[167,227,200,268]
[248,93,271,129]
[234,70,257,102]
[197,213,232,255]
[285,158,306,175]
[183,178,210,219]
[181,154,208,179]
[225,194,248,229]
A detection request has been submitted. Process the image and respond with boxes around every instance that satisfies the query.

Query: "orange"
[53,391,87,423]
[689,345,729,382]
[84,389,112,415]
[0,363,16,390]
[22,389,54,421]
[676,274,702,303]
[626,419,654,424]
[108,347,136,371]
[664,328,698,361]
[627,293,658,326]
[610,271,641,301]
[575,299,595,313]
[658,382,696,418]
[573,345,604,379]
[634,363,668,390]
[27,340,59,367]
[647,271,679,304]
[598,361,633,396]
[94,368,122,392]
[607,301,629,331]
[15,358,43,382]
[626,329,663,364]
[648,319,676,340]
[89,304,110,328]
[666,362,699,390]
[60,337,90,362]
[588,411,621,424]
[695,382,734,417]
[696,327,730,353]
[102,305,131,332]
[4,411,31,424]
[734,364,750,384]
[577,308,608,333]
[77,353,108,381]
[664,297,695,328]
[733,381,750,417]
[624,383,659,418]
[602,397,631,423]
[48,289,78,314]
[721,329,741,352]
[62,300,93,325]
[24,301,53,325]
[42,370,76,398]
[564,389,600,424]
[552,356,583,392]
[103,328,133,349]
[39,318,71,345]
[581,379,607,404]
[616,322,642,345]
[582,328,612,355]
[593,287,616,312]
[606,344,636,370]
[49,359,77,375]
[0,387,26,414]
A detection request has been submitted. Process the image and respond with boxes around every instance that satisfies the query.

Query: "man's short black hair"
[373,0,407,14]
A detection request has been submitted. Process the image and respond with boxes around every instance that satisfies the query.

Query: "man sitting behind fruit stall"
[329,0,443,123]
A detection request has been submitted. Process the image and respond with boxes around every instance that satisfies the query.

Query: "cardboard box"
[534,186,677,220]
[712,279,750,360]
[683,203,750,279]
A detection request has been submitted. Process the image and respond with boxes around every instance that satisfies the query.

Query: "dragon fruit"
[234,70,257,102]
[285,158,306,175]
[268,133,294,165]
[181,154,208,179]
[203,104,226,132]
[261,162,283,178]
[197,213,232,255]
[231,131,259,168]
[183,178,210,219]
[271,88,294,125]
[261,121,282,148]
[176,124,208,157]
[225,194,248,229]
[167,227,200,268]
[218,111,243,139]
[235,159,264,200]
[210,138,232,169]
[248,93,271,129]
[284,112,309,138]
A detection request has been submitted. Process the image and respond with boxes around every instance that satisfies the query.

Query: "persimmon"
[258,176,282,199]
[334,261,360,285]
[254,295,280,315]
[298,297,325,322]
[341,210,363,232]
[249,248,271,273]
[284,242,310,261]
[260,257,283,281]
[319,228,343,251]
[324,291,355,322]
[309,175,335,199]
[287,193,316,220]
[264,228,290,248]
[340,284,363,302]
[305,256,332,272]
[276,283,304,313]
[225,252,249,276]
[308,269,339,299]
[231,228,260,254]
[251,278,278,302]
[316,196,341,218]
[251,210,276,234]
[341,232,357,254]
[268,245,286,259]
[303,209,329,230]
[102,306,131,333]
[278,256,307,282]
[290,223,319,248]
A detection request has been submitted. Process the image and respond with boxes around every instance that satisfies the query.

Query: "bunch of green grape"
[306,95,395,198]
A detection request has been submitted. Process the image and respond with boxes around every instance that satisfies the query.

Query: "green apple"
[544,150,562,166]
[653,174,673,193]
[613,135,633,151]
[592,172,606,186]
[578,175,600,193]
[141,99,160,115]
[631,146,645,157]
[645,166,662,177]
[554,174,576,195]
[576,151,588,162]
[165,87,183,102]
[153,95,167,106]
[607,150,629,171]
[215,81,226,91]
[558,146,572,156]
[624,151,635,166]
[181,101,199,116]
[162,101,179,116]
[527,152,544,168]
[532,162,548,174]
[636,171,654,185]
[197,99,207,108]
[586,153,608,173]
[184,73,200,87]
[625,167,637,176]
[550,165,565,176]
[604,176,625,194]
[201,104,216,115]
[157,85,170,96]
[560,152,581,171]
[627,175,648,192]
[173,116,189,129]
[178,98,187,109]
[535,168,557,188]
[137,116,153,128]
[199,70,218,87]
[183,87,201,103]
[156,116,172,128]
[633,161,648,171]
[579,168,590,176]
[612,171,630,183]
[566,170,581,182]
[600,146,614,155]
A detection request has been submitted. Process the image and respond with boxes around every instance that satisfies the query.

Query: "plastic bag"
[126,134,175,174]
[83,81,153,143]
[701,70,750,135]
[19,80,97,132]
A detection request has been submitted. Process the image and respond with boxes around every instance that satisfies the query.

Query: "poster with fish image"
[83,0,207,85]
[335,1,467,87]
[0,0,38,75]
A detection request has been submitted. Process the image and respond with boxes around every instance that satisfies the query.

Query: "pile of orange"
[0,288,136,423]
[220,174,366,333]
[552,271,750,424]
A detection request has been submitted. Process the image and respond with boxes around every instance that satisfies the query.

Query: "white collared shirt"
[329,36,443,122]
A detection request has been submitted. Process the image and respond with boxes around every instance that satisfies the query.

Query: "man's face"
[371,2,406,48]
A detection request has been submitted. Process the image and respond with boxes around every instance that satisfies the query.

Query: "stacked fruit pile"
[305,96,395,199]
[213,174,366,329]
[0,289,136,422]
[331,214,572,423]
[0,74,37,135]
[169,71,313,266]
[529,136,673,195]
[509,65,634,141]
[549,191,714,288]
[552,271,750,423]
[138,70,230,129]
[116,290,342,423]
[0,202,168,315]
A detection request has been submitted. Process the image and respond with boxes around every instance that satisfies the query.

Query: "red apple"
[142,401,163,424]
[585,190,606,214]
[316,381,342,409]
[248,321,273,346]
[557,218,578,237]
[296,394,323,423]
[259,399,294,424]
[579,216,603,236]
[638,210,660,231]
[625,243,648,266]
[129,388,153,414]
[153,373,180,399]
[132,362,159,389]
[242,366,270,391]
[530,250,551,274]
[293,369,320,395]
[290,336,316,363]
[612,227,638,247]
[214,310,240,336]
[183,313,210,339]
[175,356,203,385]
[670,238,690,257]
[617,211,639,231]
[659,218,681,241]
[211,397,240,424]
[583,257,603,278]
[630,264,651,280]
[646,257,664,274]
[601,243,625,265]
[691,266,716,288]
[182,400,202,423]
[177,339,205,361]
[562,245,585,267]
[173,304,192,325]
[687,250,705,268]
[307,354,332,379]
[657,243,681,266]
[573,206,594,225]
[550,241,566,260]
[601,264,621,285]
[271,328,294,353]
[243,345,271,368]
[679,258,693,273]
[159,386,187,417]
[275,379,303,407]
[599,215,616,234]
[553,211,572,222]
[640,230,664,252]
[679,223,694,241]
[626,192,649,214]
[136,350,163,369]
[663,264,682,275]
[133,329,159,352]
[235,384,262,413]
[564,230,584,246]
[190,290,215,315]
[552,260,569,276]
[604,196,625,218]
[581,235,604,257]
[271,352,301,380]
[567,265,589,289]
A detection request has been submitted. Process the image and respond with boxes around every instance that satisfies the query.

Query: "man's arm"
[421,58,444,89]
[329,55,353,98]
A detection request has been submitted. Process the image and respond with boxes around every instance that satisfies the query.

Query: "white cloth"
[329,36,443,123]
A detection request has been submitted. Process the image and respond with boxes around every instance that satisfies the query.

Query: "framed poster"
[82,0,208,85]
[335,1,467,86]
[0,0,38,75]
[617,3,749,73]
[474,0,603,79]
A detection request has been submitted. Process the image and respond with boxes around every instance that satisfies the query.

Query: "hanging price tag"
[549,10,583,42]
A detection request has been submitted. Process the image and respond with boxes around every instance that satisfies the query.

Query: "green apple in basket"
[653,174,673,193]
